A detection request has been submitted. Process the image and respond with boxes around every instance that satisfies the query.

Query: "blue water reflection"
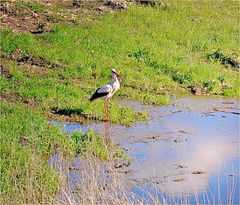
[50,96,239,204]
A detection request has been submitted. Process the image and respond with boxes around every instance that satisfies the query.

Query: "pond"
[49,96,239,204]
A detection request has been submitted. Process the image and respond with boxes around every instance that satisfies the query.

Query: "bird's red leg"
[104,98,107,121]
[106,98,109,121]
[105,98,108,122]
[104,98,109,122]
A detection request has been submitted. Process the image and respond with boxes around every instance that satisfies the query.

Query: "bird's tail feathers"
[89,96,96,102]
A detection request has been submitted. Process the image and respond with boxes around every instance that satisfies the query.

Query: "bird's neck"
[112,76,119,84]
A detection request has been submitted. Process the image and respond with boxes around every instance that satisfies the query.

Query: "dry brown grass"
[48,153,237,205]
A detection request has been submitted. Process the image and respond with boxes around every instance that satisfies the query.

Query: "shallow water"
[50,96,239,204]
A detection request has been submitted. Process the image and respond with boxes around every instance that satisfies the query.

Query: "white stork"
[90,69,121,121]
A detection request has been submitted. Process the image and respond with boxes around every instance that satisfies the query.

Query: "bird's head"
[111,69,121,79]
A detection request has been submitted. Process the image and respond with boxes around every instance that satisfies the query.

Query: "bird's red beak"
[114,71,121,79]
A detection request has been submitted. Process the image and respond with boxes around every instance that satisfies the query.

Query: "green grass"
[1,2,239,102]
[0,100,125,203]
[0,101,71,203]
[71,130,129,161]
[20,1,45,13]
[0,0,239,203]
[0,57,147,125]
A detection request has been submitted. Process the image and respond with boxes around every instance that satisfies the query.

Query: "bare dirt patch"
[0,92,18,103]
[0,91,39,107]
[0,1,53,34]
[208,49,239,71]
[0,0,130,34]
[49,107,99,123]
[0,63,12,78]
[18,63,48,77]
[3,49,65,69]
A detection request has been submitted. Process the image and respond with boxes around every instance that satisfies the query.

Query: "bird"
[90,69,121,122]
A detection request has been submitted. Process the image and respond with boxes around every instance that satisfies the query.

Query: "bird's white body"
[110,77,120,97]
[90,70,121,101]
[98,76,120,99]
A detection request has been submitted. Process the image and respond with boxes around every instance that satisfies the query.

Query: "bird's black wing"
[90,84,112,102]
[90,88,109,102]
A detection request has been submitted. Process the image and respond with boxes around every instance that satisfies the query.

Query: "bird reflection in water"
[103,121,111,145]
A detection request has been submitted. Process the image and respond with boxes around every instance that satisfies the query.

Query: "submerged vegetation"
[0,0,239,203]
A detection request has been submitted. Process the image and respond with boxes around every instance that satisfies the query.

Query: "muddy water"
[50,96,239,204]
